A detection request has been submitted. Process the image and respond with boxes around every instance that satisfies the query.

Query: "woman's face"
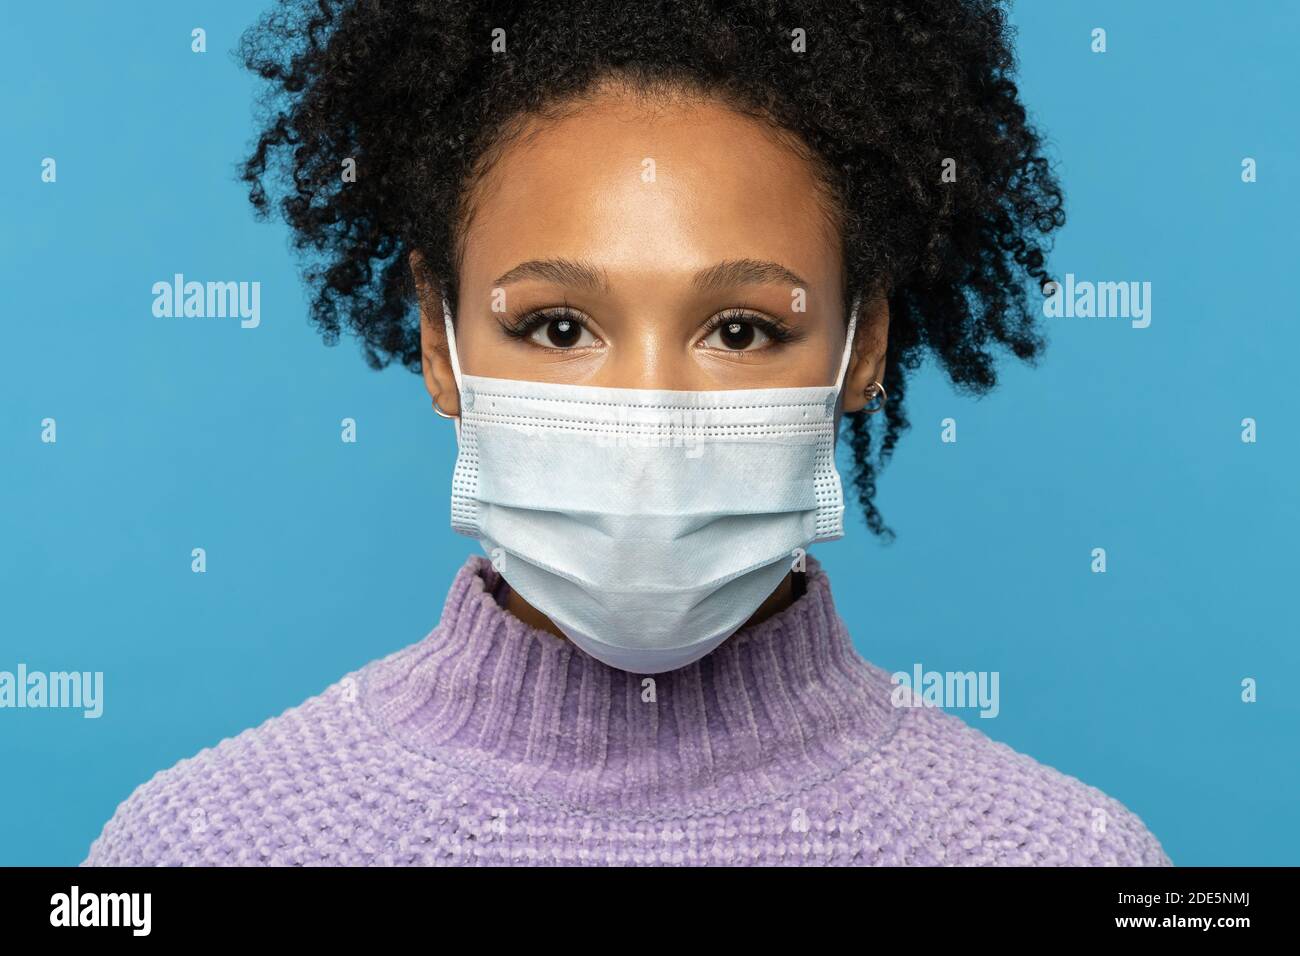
[418,86,887,412]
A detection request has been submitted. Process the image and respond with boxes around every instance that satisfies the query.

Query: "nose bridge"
[599,315,689,391]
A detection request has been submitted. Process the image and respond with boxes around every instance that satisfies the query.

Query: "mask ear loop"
[440,290,464,443]
[834,290,862,396]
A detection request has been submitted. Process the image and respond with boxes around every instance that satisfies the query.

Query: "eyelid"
[500,305,603,349]
[698,308,798,347]
[500,305,586,336]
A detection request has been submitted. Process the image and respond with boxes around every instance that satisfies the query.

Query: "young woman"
[84,0,1171,866]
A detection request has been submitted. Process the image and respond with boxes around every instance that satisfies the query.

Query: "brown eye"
[700,315,774,352]
[544,316,581,347]
[717,321,755,350]
[518,311,598,349]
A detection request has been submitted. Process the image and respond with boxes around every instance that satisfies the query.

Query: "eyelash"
[500,306,800,349]
[700,308,800,346]
[500,306,584,342]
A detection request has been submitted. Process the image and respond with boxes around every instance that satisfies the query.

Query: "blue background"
[2,1,1296,866]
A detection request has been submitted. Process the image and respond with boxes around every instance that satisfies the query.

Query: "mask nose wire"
[834,290,863,396]
[440,291,464,443]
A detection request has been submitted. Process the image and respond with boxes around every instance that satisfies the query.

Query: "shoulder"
[80,656,420,866]
[855,688,1172,866]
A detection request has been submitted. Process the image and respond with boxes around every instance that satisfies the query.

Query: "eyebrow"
[491,257,807,293]
[691,258,807,293]
[493,258,611,292]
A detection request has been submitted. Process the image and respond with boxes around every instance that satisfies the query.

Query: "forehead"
[458,89,840,286]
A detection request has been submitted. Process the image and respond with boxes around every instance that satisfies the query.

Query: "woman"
[83,0,1171,865]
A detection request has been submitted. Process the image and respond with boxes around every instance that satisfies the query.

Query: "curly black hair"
[236,0,1064,541]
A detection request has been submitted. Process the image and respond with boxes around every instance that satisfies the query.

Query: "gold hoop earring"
[863,381,887,414]
[431,397,456,420]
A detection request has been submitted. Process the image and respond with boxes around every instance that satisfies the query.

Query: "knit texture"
[82,553,1172,866]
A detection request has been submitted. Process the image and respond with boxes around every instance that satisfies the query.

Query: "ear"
[410,249,460,416]
[840,293,889,413]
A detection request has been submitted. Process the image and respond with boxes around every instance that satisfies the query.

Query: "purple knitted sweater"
[82,553,1171,866]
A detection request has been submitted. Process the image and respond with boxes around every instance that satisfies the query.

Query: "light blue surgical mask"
[441,293,860,673]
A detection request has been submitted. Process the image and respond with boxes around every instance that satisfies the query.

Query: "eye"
[502,308,600,349]
[699,310,793,352]
[530,314,597,349]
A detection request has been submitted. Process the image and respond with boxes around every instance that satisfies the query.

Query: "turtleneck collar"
[362,552,902,816]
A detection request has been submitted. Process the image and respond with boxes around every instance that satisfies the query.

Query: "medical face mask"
[440,292,860,674]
